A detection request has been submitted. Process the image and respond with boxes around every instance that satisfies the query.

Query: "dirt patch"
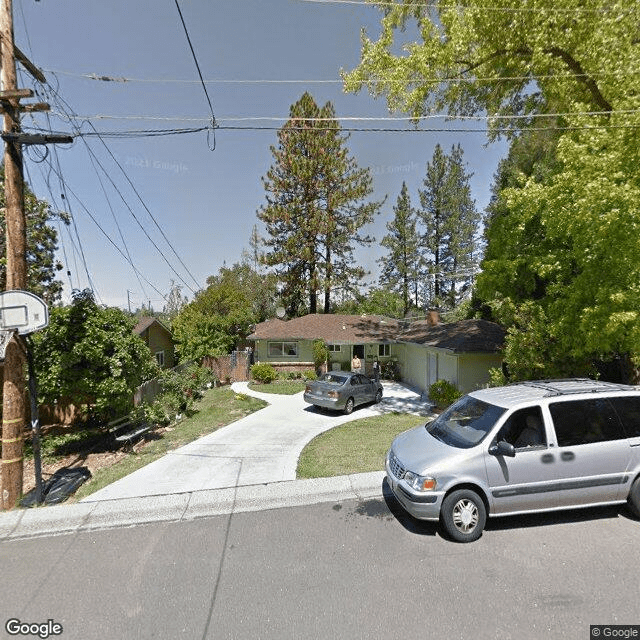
[20,423,164,497]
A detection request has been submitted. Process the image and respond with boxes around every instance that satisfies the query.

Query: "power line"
[173,0,217,150]
[36,80,203,294]
[45,108,640,124]
[42,68,640,85]
[39,155,169,303]
[85,142,151,304]
[295,0,637,15]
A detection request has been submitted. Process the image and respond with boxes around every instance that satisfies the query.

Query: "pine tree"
[418,144,479,309]
[257,92,381,316]
[378,182,420,316]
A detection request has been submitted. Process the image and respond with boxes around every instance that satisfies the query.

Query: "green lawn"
[296,413,428,479]
[72,387,267,501]
[247,380,307,395]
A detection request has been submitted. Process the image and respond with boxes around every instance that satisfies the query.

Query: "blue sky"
[16,0,508,310]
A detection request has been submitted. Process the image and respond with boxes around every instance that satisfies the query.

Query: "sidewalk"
[0,381,432,541]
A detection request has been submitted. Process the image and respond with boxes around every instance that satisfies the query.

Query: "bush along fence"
[132,363,217,427]
[201,350,251,384]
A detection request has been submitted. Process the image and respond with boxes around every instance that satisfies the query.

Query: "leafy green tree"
[478,124,562,305]
[419,144,479,309]
[32,289,159,421]
[0,168,67,303]
[343,0,629,130]
[257,92,382,316]
[378,182,421,315]
[173,260,278,361]
[345,1,640,380]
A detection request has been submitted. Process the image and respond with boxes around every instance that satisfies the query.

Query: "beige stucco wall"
[457,353,503,393]
[396,343,503,396]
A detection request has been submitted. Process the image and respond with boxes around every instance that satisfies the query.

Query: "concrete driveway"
[81,381,433,503]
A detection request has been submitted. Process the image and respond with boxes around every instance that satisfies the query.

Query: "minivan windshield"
[427,395,506,449]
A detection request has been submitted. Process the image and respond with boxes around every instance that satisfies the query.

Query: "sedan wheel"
[440,489,486,543]
[343,397,354,415]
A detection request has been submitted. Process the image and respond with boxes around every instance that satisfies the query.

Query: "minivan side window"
[609,396,640,438]
[496,406,546,449]
[549,399,626,446]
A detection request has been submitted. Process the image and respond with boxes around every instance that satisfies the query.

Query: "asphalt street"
[2,488,638,640]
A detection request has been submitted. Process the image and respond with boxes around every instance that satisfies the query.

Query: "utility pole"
[0,0,57,509]
[1,0,27,510]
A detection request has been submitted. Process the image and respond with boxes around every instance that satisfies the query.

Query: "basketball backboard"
[0,290,49,335]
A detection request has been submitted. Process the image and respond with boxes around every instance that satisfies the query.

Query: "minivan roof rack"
[512,378,634,397]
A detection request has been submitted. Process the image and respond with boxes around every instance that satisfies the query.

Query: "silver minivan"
[386,379,640,542]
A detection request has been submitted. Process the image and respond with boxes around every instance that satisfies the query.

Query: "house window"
[378,344,390,357]
[268,341,298,357]
[155,350,165,366]
[327,344,341,352]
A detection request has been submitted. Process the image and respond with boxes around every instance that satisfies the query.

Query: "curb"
[0,471,386,542]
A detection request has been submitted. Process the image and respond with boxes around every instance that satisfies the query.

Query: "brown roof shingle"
[399,319,505,353]
[248,314,400,344]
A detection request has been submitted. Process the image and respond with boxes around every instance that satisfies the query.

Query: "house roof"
[133,316,172,336]
[248,314,401,344]
[248,314,504,353]
[398,318,505,353]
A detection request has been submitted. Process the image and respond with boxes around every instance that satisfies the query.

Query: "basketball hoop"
[0,290,48,335]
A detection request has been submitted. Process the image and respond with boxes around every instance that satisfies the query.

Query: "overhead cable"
[295,0,637,14]
[42,69,640,85]
[38,80,203,294]
[173,0,217,150]
[46,108,640,124]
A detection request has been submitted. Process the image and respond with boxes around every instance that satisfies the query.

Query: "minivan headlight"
[404,472,437,492]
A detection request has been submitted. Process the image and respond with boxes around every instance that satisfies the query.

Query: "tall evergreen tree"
[257,92,382,316]
[378,182,420,316]
[418,144,479,309]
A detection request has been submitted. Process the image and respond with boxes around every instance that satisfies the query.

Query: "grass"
[296,412,427,479]
[248,380,307,395]
[71,387,267,501]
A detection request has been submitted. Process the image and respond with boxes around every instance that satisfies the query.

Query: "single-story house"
[248,314,402,377]
[134,317,177,369]
[247,313,505,395]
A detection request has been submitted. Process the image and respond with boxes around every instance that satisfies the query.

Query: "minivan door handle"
[541,453,555,463]
[561,451,575,461]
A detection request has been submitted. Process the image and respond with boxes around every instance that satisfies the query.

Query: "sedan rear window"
[319,373,348,384]
[427,395,506,449]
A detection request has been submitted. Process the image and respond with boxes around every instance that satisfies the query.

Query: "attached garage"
[398,319,505,396]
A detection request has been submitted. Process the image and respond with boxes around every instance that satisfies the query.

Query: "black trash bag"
[20,467,92,507]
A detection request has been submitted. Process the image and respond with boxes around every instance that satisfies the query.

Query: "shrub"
[488,367,507,387]
[380,360,401,381]
[429,379,462,409]
[313,340,329,369]
[303,369,317,381]
[251,363,278,384]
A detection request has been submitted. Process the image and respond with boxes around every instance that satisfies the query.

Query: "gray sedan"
[304,371,383,414]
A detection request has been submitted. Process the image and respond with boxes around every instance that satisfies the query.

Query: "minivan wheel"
[440,489,486,543]
[344,397,355,415]
[628,477,640,519]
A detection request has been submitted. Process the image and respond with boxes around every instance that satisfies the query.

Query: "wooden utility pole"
[1,0,27,510]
